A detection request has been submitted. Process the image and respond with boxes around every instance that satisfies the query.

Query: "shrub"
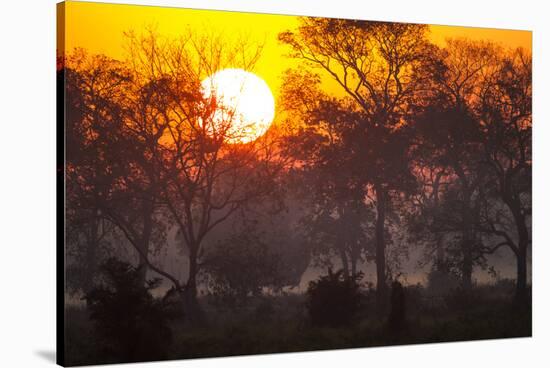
[84,258,180,362]
[306,269,362,327]
[426,266,459,296]
[387,281,407,333]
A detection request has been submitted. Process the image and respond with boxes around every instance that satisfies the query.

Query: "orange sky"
[58,1,532,102]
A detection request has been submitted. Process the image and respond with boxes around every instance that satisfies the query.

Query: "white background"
[1,0,549,367]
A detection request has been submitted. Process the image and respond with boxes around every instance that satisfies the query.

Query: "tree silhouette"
[61,17,533,361]
[123,31,290,321]
[411,39,502,289]
[279,70,374,278]
[85,258,179,362]
[280,19,435,300]
[64,29,287,324]
[478,48,532,301]
[201,225,283,305]
[64,50,133,292]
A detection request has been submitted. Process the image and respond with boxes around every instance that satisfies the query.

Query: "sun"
[201,68,275,144]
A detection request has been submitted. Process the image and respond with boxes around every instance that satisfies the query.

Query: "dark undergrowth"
[64,285,531,366]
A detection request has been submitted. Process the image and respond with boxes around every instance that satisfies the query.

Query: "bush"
[387,281,407,333]
[306,269,362,327]
[84,258,180,362]
[426,266,459,296]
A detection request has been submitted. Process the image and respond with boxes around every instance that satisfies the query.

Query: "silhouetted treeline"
[62,20,531,365]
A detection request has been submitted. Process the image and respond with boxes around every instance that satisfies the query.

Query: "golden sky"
[58,1,532,101]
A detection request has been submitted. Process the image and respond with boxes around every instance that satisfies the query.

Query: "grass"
[63,285,531,366]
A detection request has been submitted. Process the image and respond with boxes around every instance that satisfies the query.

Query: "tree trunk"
[460,192,473,290]
[461,242,473,290]
[500,192,530,302]
[510,201,529,302]
[435,235,445,271]
[432,179,448,275]
[374,183,387,301]
[137,200,154,285]
[183,245,205,325]
[83,212,100,294]
[351,255,357,278]
[515,246,528,301]
[186,247,198,299]
[136,245,149,285]
[339,247,350,278]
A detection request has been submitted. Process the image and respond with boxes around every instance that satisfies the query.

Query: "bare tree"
[119,29,287,320]
[64,29,287,324]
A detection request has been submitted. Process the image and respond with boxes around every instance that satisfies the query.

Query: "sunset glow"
[201,69,275,144]
[59,2,532,365]
[58,2,531,104]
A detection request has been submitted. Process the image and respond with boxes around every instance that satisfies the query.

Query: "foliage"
[84,258,181,362]
[201,229,284,305]
[387,281,407,333]
[64,31,288,316]
[426,265,460,296]
[306,269,363,327]
[66,283,531,365]
[279,19,436,296]
[61,22,533,365]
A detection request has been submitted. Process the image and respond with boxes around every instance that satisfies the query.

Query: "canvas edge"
[56,1,67,367]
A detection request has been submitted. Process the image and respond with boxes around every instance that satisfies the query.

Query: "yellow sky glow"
[58,1,532,104]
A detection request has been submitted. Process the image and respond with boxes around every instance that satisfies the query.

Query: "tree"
[201,225,283,306]
[407,163,450,282]
[64,30,287,324]
[118,29,287,320]
[297,167,374,279]
[201,181,312,289]
[64,50,132,292]
[478,48,532,301]
[279,70,374,279]
[413,104,488,289]
[279,20,434,299]
[411,39,502,289]
[65,44,176,287]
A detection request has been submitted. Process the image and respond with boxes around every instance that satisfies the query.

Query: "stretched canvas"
[57,1,532,366]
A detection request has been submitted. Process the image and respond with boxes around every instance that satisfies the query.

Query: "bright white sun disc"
[201,69,275,144]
